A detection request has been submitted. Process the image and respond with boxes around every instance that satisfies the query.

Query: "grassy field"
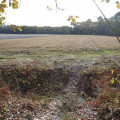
[0,35,120,52]
[0,35,120,66]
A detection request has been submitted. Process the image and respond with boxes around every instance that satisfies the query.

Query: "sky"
[4,0,120,27]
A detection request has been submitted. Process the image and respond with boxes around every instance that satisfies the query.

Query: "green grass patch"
[0,48,120,66]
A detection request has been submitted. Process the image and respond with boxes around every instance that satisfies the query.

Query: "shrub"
[78,67,120,119]
[0,64,70,95]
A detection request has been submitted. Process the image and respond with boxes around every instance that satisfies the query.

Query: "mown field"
[0,35,120,52]
[0,35,120,120]
[0,35,120,66]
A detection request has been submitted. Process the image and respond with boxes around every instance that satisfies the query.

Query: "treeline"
[1,12,120,36]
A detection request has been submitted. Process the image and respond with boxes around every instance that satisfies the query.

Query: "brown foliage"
[0,64,70,94]
[0,86,10,101]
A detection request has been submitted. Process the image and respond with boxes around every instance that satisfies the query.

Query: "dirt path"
[34,66,98,120]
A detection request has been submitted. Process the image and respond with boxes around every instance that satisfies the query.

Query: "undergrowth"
[78,67,120,119]
[0,64,70,95]
[0,63,70,119]
[0,62,120,119]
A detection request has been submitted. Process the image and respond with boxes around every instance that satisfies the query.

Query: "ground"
[0,35,120,66]
[0,35,120,120]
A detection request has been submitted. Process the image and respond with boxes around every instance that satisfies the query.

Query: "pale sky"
[4,0,120,27]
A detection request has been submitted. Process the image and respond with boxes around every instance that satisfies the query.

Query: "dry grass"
[0,35,120,53]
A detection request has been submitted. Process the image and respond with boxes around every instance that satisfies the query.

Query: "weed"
[61,112,76,120]
[59,101,72,112]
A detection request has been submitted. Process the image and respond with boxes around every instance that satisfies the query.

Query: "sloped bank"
[77,67,120,119]
[0,64,120,119]
[0,64,70,95]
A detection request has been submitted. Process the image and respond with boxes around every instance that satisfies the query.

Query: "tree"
[113,12,120,21]
[0,0,120,27]
[0,0,19,25]
[0,0,22,31]
[97,16,104,22]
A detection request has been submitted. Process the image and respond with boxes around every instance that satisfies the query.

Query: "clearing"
[0,35,120,66]
[0,35,120,120]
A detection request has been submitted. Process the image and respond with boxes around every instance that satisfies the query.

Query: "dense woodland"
[0,12,120,36]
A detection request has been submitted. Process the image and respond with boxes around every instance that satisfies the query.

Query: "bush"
[0,64,70,95]
[78,67,120,119]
